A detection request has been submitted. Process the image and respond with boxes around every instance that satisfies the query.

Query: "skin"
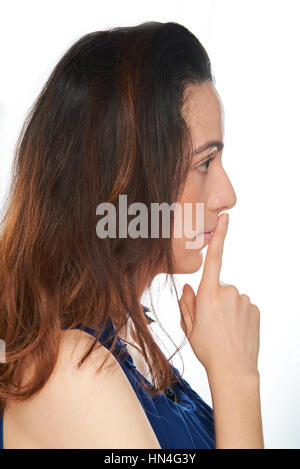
[171,80,237,273]
[123,82,264,448]
[3,81,263,449]
[174,82,264,448]
[122,80,237,376]
[179,213,264,448]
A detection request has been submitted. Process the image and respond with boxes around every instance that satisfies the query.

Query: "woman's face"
[171,81,237,274]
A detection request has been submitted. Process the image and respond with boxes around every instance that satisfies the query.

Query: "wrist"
[207,369,264,449]
[207,366,260,392]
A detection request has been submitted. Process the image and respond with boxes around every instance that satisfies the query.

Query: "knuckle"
[240,293,251,303]
[220,284,240,310]
[225,284,239,297]
[251,304,260,317]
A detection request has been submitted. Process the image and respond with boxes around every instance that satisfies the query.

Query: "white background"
[1,0,300,449]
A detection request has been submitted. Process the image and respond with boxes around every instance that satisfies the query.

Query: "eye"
[195,155,216,174]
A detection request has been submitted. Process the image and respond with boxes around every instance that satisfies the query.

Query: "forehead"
[182,82,224,145]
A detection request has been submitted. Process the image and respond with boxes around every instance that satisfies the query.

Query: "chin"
[173,250,204,274]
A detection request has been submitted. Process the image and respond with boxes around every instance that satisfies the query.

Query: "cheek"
[175,178,206,234]
[171,232,204,274]
[171,171,206,273]
[178,172,207,226]
[180,171,203,202]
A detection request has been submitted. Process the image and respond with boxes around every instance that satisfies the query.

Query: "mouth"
[202,232,214,242]
[195,229,215,244]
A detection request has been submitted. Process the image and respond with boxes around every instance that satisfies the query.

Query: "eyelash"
[195,156,216,174]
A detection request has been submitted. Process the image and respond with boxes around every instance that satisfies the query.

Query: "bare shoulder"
[4,328,161,449]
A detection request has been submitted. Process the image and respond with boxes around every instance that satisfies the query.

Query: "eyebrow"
[192,140,224,157]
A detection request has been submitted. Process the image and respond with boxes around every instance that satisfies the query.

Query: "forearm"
[208,371,264,449]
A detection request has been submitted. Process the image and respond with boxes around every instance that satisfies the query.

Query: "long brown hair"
[0,21,213,414]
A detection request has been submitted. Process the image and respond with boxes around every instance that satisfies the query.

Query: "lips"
[203,232,213,241]
[195,226,216,244]
[198,227,216,236]
[193,232,212,245]
[205,226,217,234]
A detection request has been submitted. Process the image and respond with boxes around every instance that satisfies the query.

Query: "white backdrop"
[1,0,299,449]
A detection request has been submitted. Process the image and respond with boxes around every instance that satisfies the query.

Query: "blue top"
[0,306,215,449]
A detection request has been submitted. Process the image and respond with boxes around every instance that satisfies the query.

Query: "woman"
[0,21,264,449]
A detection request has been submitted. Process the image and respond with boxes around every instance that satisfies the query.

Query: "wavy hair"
[0,21,213,413]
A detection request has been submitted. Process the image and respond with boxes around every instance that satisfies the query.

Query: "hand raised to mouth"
[179,212,261,378]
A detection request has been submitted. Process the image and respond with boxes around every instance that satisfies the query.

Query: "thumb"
[179,283,196,336]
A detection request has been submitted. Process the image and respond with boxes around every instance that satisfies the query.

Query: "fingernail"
[222,213,229,225]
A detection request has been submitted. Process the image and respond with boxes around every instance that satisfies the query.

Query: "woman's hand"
[179,212,264,448]
[179,212,260,380]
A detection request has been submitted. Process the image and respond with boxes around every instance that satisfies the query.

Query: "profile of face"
[171,81,237,274]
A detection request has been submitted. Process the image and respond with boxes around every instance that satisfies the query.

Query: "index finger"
[199,212,229,291]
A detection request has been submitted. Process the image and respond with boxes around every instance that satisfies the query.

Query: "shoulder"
[6,328,161,449]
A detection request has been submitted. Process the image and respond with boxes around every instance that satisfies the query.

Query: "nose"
[206,169,237,213]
